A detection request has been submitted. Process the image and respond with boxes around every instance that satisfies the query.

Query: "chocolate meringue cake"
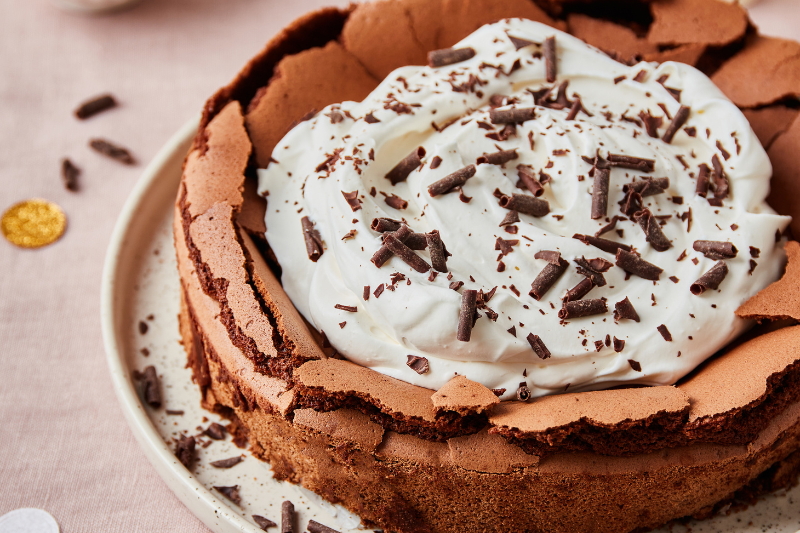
[174,0,800,531]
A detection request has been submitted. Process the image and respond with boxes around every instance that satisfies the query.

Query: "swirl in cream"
[258,19,790,399]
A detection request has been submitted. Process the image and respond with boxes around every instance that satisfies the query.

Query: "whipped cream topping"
[258,19,790,400]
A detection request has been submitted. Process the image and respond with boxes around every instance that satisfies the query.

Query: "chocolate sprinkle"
[711,154,729,200]
[301,216,324,262]
[564,278,594,302]
[141,365,161,407]
[530,252,568,300]
[517,382,531,402]
[543,36,557,82]
[657,324,672,341]
[61,158,80,191]
[74,94,117,119]
[574,234,632,255]
[89,138,135,165]
[693,241,737,260]
[334,304,357,312]
[406,355,430,374]
[690,261,729,295]
[457,290,478,342]
[478,149,518,167]
[613,337,625,352]
[628,360,642,372]
[499,193,549,217]
[634,209,672,252]
[591,167,610,219]
[428,165,476,196]
[385,147,425,185]
[696,164,710,197]
[253,516,277,530]
[489,107,536,124]
[383,233,430,273]
[426,230,448,272]
[307,520,341,533]
[428,47,476,67]
[175,434,195,468]
[614,297,640,322]
[281,501,294,533]
[384,193,408,210]
[616,249,663,280]
[341,190,362,211]
[662,105,690,144]
[559,298,607,319]
[527,333,551,360]
[210,456,243,469]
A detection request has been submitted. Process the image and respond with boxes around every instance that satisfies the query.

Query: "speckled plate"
[100,118,800,533]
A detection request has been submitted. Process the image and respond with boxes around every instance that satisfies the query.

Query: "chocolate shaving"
[457,290,478,342]
[613,337,625,352]
[619,190,643,217]
[175,435,195,468]
[489,107,536,124]
[406,355,430,374]
[371,224,411,267]
[499,210,520,227]
[559,299,607,319]
[693,240,737,260]
[316,148,343,173]
[477,149,518,167]
[565,97,592,120]
[662,106,690,144]
[301,217,324,262]
[74,94,117,119]
[543,36,557,82]
[426,230,448,272]
[750,246,761,258]
[428,47,476,67]
[623,177,669,197]
[657,324,672,341]
[371,217,401,233]
[564,278,594,302]
[341,229,357,241]
[573,234,632,254]
[253,516,277,531]
[530,253,568,300]
[516,165,545,196]
[628,360,642,372]
[334,304,357,312]
[716,140,731,160]
[574,256,612,287]
[204,422,226,440]
[61,158,80,191]
[516,382,531,402]
[508,35,538,50]
[595,216,622,237]
[385,147,425,184]
[374,284,385,298]
[430,156,442,169]
[696,164,710,197]
[404,233,429,250]
[364,112,380,124]
[591,167,610,219]
[384,193,408,210]
[614,297,640,322]
[214,485,241,506]
[307,520,341,533]
[616,249,663,280]
[638,110,662,138]
[499,193,549,217]
[690,261,728,295]
[495,237,519,256]
[89,138,135,165]
[383,233,430,273]
[749,259,757,275]
[165,409,183,415]
[449,280,464,291]
[607,153,655,172]
[428,165,476,196]
[281,500,294,533]
[210,456,243,469]
[141,365,161,407]
[711,154,729,200]
[634,209,672,252]
[527,333,551,359]
[341,190,362,211]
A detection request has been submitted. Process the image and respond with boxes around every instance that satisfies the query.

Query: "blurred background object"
[49,0,140,14]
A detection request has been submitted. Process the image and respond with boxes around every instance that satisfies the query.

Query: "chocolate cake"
[174,1,800,531]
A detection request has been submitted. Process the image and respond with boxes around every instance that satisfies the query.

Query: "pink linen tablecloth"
[0,0,798,531]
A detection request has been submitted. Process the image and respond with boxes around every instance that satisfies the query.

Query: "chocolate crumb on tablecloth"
[628,360,642,372]
[616,249,663,280]
[639,111,662,139]
[544,36,557,82]
[383,233,430,272]
[574,256,613,286]
[559,298,607,319]
[175,435,195,469]
[457,290,478,342]
[428,165,476,196]
[478,149,518,167]
[614,296,640,322]
[406,355,430,374]
[490,107,536,124]
[383,193,408,210]
[530,251,569,300]
[428,47,476,67]
[61,158,80,191]
[662,106,690,144]
[281,500,295,533]
[527,333,551,360]
[426,230,448,272]
[517,382,531,401]
[516,165,545,196]
[308,520,341,533]
[613,337,625,352]
[508,34,538,50]
[634,209,672,251]
[693,240,737,260]
[574,234,632,254]
[500,193,549,217]
[623,177,669,197]
[253,515,277,531]
[74,93,117,119]
[204,422,226,440]
[214,485,242,507]
[386,147,425,184]
[591,167,610,219]
[210,456,243,469]
[166,409,184,415]
[89,138,135,165]
[301,216,324,262]
[334,304,358,312]
[341,190,362,211]
[691,261,729,295]
[657,324,673,341]
[564,278,594,302]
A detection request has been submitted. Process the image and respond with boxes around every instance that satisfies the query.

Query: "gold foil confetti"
[1,199,67,249]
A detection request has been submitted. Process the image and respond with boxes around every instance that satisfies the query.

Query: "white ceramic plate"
[101,118,800,533]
